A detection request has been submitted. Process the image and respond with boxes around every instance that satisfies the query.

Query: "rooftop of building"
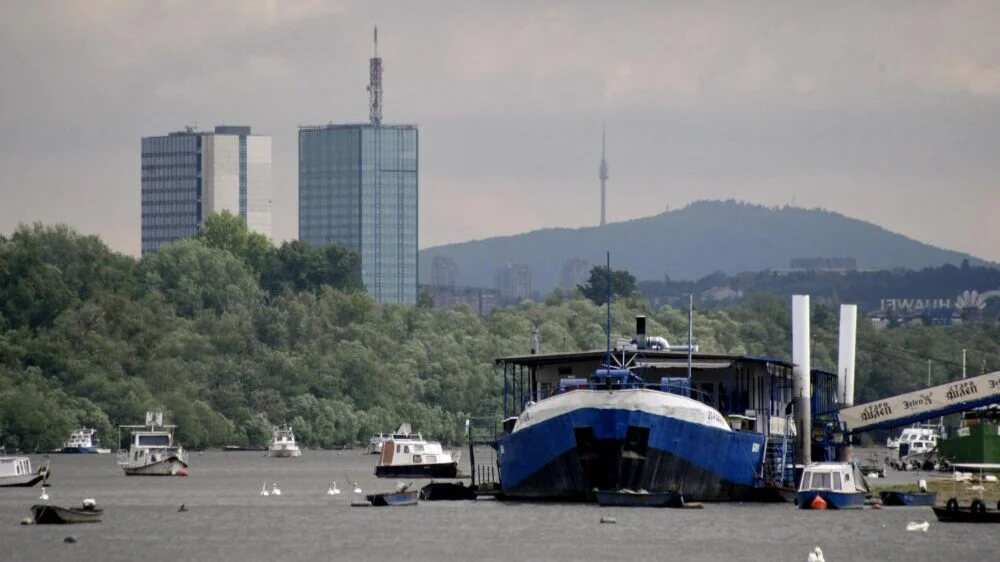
[159,125,257,137]
[298,122,418,131]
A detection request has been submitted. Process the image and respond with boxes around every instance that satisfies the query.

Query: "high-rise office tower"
[140,125,271,255]
[298,28,419,304]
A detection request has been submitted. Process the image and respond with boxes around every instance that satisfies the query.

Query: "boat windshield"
[137,434,171,447]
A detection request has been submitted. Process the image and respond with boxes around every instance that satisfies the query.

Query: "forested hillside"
[2,215,999,451]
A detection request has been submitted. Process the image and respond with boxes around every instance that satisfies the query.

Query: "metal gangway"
[836,370,1000,434]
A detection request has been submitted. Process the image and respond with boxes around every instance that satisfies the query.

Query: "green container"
[938,421,1000,466]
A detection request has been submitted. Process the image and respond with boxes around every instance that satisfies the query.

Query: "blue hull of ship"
[62,447,98,454]
[796,491,867,509]
[497,407,766,502]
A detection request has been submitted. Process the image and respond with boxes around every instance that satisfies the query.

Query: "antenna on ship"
[605,251,611,370]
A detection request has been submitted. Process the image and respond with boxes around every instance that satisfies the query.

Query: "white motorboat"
[368,432,392,455]
[375,423,460,478]
[886,424,941,453]
[117,411,188,476]
[0,455,50,487]
[62,428,111,454]
[267,426,301,458]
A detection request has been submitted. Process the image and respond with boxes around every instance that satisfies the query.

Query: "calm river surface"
[2,449,997,561]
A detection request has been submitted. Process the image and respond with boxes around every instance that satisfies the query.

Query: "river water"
[1,449,996,562]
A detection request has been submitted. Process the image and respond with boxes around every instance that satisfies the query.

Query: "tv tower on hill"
[599,123,609,227]
[368,26,383,126]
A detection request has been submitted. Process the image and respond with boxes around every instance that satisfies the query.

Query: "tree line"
[2,214,999,451]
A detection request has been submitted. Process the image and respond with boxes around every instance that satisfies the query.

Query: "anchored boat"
[267,426,301,458]
[374,424,460,478]
[0,455,50,488]
[62,428,111,454]
[796,462,868,509]
[31,499,103,524]
[117,411,188,476]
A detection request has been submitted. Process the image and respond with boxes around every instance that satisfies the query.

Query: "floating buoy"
[810,495,827,510]
[600,516,616,524]
[872,502,883,510]
[64,536,78,544]
[20,517,34,526]
[177,468,189,476]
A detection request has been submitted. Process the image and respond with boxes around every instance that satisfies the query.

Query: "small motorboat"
[31,499,104,524]
[796,462,867,509]
[374,424,459,479]
[365,482,419,506]
[879,490,938,506]
[267,426,301,458]
[418,482,476,501]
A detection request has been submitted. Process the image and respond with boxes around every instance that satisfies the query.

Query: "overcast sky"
[2,0,999,261]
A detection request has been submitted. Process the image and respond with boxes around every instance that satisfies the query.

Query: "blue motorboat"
[365,490,418,506]
[796,462,868,509]
[879,490,937,506]
[62,429,111,454]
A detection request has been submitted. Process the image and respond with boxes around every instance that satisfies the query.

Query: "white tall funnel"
[792,295,811,465]
[837,305,858,407]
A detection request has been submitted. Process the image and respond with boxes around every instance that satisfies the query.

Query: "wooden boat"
[879,490,937,506]
[933,498,1000,523]
[31,500,103,524]
[595,489,686,508]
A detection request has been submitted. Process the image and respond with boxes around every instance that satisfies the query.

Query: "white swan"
[271,482,281,496]
[259,482,270,496]
[39,487,49,501]
[327,481,341,495]
[906,521,929,532]
[352,482,362,494]
[807,546,825,562]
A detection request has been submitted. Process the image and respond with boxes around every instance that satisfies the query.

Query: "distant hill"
[419,200,991,294]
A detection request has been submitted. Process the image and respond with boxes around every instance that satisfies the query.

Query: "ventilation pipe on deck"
[836,304,857,462]
[792,295,812,466]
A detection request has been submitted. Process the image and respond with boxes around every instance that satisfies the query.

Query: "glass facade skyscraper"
[299,124,418,304]
[141,125,271,255]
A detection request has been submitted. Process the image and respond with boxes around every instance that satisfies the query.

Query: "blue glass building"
[298,124,418,304]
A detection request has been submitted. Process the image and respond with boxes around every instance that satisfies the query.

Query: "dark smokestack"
[635,316,647,349]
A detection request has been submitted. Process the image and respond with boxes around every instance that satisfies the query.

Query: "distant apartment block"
[421,284,499,316]
[496,263,532,304]
[140,125,272,255]
[298,124,419,304]
[431,255,459,288]
[560,257,591,290]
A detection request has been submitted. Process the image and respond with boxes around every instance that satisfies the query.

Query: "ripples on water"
[1,450,996,562]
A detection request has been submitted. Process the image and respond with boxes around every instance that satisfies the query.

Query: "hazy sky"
[2,1,999,260]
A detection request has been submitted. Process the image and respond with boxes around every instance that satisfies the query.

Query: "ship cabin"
[495,319,839,457]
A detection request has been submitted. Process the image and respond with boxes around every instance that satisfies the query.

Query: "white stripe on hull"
[513,388,731,433]
[123,458,187,476]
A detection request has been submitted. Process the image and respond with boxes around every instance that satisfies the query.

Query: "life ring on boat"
[945,498,959,512]
[970,499,986,514]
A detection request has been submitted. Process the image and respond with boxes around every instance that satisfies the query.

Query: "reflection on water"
[0,449,995,562]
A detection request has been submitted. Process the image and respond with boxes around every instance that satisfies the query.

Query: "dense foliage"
[2,216,999,452]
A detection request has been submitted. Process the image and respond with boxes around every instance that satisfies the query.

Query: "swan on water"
[352,482,362,494]
[260,482,270,496]
[906,521,929,532]
[39,487,49,501]
[271,482,281,496]
[327,481,341,495]
[807,546,825,562]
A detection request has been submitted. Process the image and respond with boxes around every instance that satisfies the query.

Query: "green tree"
[578,266,638,305]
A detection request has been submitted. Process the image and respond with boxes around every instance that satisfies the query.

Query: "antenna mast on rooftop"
[367,26,383,126]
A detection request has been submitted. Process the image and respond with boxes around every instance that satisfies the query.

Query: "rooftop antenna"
[599,123,609,227]
[367,26,383,126]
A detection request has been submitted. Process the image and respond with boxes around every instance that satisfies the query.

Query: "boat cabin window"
[809,472,832,490]
[396,444,401,453]
[832,472,843,491]
[137,434,171,446]
[404,445,410,454]
[413,455,422,463]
